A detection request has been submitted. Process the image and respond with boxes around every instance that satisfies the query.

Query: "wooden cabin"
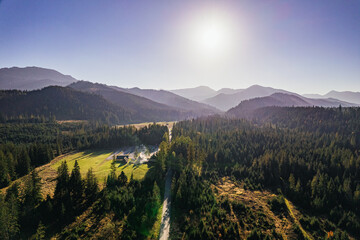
[116,154,129,162]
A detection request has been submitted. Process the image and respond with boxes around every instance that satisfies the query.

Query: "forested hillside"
[0,121,168,239]
[168,110,359,239]
[227,93,358,119]
[1,107,359,239]
[0,120,167,189]
[69,81,219,122]
[0,86,132,124]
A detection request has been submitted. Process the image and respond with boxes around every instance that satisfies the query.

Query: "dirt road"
[159,127,173,240]
[159,169,172,240]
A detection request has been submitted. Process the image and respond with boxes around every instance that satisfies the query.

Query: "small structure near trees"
[116,154,129,163]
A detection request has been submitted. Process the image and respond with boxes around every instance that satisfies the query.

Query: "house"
[116,154,129,162]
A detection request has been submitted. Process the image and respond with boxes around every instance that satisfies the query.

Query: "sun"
[189,11,234,59]
[194,20,225,52]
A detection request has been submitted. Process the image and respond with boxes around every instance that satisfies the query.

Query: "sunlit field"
[52,150,152,184]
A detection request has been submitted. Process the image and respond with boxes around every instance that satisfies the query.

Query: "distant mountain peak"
[202,85,292,111]
[0,66,78,90]
[303,90,360,105]
[227,92,358,119]
[170,85,217,102]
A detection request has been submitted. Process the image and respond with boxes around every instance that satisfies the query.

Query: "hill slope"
[203,85,292,111]
[170,86,217,101]
[227,93,358,119]
[303,91,360,105]
[0,67,77,90]
[325,91,360,105]
[69,81,217,122]
[0,86,132,123]
[111,86,221,113]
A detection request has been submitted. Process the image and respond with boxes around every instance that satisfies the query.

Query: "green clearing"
[52,150,152,184]
[148,204,163,239]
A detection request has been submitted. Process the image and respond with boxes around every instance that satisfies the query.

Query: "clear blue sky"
[0,0,359,94]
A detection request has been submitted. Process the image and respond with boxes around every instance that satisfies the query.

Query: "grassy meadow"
[117,121,175,130]
[52,150,152,184]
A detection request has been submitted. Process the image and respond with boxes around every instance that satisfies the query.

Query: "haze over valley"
[1,66,359,124]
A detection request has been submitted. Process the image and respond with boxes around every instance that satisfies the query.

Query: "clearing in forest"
[117,121,176,130]
[213,178,313,240]
[1,149,152,198]
[52,150,151,183]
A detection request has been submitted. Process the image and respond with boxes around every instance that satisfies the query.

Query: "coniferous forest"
[0,107,360,239]
[2,1,360,239]
[168,107,360,239]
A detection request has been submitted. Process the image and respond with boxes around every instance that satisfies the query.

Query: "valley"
[0,67,359,239]
[1,1,359,239]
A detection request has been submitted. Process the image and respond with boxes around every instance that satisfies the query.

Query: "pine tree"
[106,157,117,188]
[54,161,70,203]
[34,221,46,240]
[23,170,42,211]
[69,160,83,206]
[289,173,296,192]
[118,171,128,186]
[85,168,99,201]
[0,151,10,187]
[16,148,31,176]
[0,194,19,240]
[295,179,302,195]
[145,181,161,223]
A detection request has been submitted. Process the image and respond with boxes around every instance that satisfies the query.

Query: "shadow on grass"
[117,161,127,168]
[83,149,112,158]
[66,149,112,163]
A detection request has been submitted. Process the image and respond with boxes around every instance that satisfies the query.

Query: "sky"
[0,0,359,94]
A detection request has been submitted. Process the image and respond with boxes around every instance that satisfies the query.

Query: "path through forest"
[159,127,173,240]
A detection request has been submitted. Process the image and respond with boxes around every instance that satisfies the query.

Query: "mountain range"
[69,81,219,122]
[227,93,358,119]
[0,67,77,90]
[0,67,220,123]
[202,85,292,111]
[0,86,132,123]
[303,91,360,105]
[171,85,360,111]
[109,85,218,113]
[0,66,359,123]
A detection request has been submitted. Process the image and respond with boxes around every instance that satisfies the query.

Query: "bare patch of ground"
[57,120,88,124]
[213,177,305,239]
[117,121,176,130]
[1,152,75,198]
[51,205,123,240]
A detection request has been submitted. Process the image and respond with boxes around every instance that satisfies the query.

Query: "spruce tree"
[118,171,128,186]
[23,170,42,211]
[34,221,46,240]
[106,157,117,188]
[85,168,98,201]
[54,161,70,204]
[69,160,83,206]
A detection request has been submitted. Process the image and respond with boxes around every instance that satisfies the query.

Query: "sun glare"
[193,19,228,54]
[185,8,237,62]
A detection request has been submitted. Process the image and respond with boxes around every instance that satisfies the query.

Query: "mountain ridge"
[69,81,219,122]
[227,92,359,119]
[110,85,221,113]
[0,66,78,90]
[202,85,293,111]
[0,86,133,123]
[170,86,217,101]
[303,90,360,105]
